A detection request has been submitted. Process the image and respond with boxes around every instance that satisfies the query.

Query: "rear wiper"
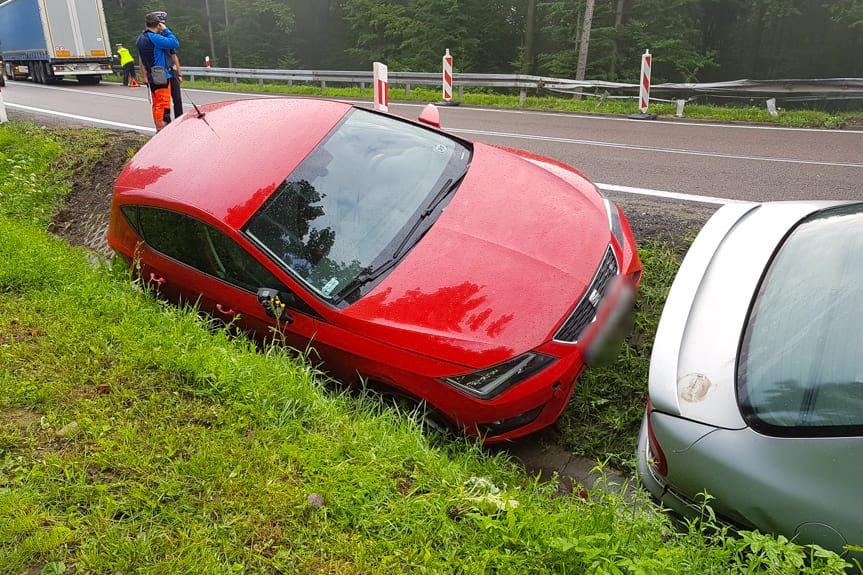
[336,169,468,303]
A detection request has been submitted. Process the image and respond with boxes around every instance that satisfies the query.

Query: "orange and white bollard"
[373,61,388,112]
[639,49,651,113]
[442,48,453,102]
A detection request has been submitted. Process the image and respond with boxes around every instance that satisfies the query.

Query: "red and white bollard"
[442,48,453,102]
[205,55,211,68]
[373,61,388,112]
[639,49,651,113]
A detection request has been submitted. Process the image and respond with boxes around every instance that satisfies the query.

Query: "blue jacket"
[136,27,179,81]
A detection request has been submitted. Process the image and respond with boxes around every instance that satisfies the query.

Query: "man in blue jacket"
[136,11,179,131]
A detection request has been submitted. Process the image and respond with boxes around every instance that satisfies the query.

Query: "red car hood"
[343,143,611,368]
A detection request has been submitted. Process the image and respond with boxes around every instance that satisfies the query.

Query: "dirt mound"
[48,130,148,259]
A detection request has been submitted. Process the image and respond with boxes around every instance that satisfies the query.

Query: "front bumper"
[469,259,641,443]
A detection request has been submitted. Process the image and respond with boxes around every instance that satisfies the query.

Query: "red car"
[108,97,641,442]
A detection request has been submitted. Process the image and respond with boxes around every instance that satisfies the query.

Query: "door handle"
[215,303,236,316]
[148,273,166,286]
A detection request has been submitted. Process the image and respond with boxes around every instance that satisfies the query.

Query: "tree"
[522,0,538,73]
[574,0,595,82]
[222,0,296,69]
[340,0,521,72]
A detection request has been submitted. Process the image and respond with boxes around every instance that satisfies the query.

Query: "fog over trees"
[106,0,863,83]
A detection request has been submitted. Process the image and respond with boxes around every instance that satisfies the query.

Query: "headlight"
[603,198,625,248]
[441,352,557,399]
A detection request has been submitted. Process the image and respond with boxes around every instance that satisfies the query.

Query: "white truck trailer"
[0,0,113,84]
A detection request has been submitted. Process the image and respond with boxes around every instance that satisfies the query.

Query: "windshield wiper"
[335,258,401,303]
[335,168,469,304]
[393,169,468,259]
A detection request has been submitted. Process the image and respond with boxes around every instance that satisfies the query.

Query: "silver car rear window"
[738,203,863,435]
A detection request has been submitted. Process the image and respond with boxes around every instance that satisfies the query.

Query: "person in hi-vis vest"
[115,43,136,86]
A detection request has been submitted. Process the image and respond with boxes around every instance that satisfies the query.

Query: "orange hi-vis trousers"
[151,86,172,131]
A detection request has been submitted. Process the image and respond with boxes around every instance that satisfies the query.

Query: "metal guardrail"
[184,66,863,104]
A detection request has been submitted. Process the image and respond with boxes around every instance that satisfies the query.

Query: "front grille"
[553,246,619,343]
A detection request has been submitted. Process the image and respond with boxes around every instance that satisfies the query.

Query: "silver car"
[637,200,863,557]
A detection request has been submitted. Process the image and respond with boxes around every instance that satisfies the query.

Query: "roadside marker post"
[205,55,211,68]
[628,49,657,120]
[373,61,389,112]
[442,49,453,102]
[640,49,651,113]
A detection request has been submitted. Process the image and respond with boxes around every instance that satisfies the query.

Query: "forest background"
[104,0,863,86]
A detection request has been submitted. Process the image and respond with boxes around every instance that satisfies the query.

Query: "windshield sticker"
[322,278,340,296]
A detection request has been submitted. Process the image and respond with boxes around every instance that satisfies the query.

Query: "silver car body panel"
[648,200,850,430]
[640,200,863,557]
[638,410,861,553]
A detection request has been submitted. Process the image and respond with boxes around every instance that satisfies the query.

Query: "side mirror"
[257,288,294,324]
[418,103,441,129]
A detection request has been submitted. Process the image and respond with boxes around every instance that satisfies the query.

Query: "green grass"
[557,237,692,468]
[111,73,861,129]
[0,121,859,573]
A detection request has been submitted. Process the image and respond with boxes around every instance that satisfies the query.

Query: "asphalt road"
[3,79,861,204]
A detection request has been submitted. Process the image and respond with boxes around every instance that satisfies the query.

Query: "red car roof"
[114,97,351,230]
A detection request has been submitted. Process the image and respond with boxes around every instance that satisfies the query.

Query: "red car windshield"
[243,108,471,303]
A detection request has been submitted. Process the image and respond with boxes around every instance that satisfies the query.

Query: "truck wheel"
[42,62,56,84]
[31,61,43,84]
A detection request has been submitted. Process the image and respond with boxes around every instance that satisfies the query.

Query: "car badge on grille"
[589,288,602,307]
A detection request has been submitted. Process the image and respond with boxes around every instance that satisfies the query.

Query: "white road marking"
[6,82,149,102]
[431,104,863,135]
[451,128,863,168]
[5,103,155,133]
[597,183,743,205]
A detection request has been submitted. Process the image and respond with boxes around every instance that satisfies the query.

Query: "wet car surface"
[108,96,642,442]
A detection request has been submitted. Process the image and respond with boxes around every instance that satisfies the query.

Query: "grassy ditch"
[0,122,857,574]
